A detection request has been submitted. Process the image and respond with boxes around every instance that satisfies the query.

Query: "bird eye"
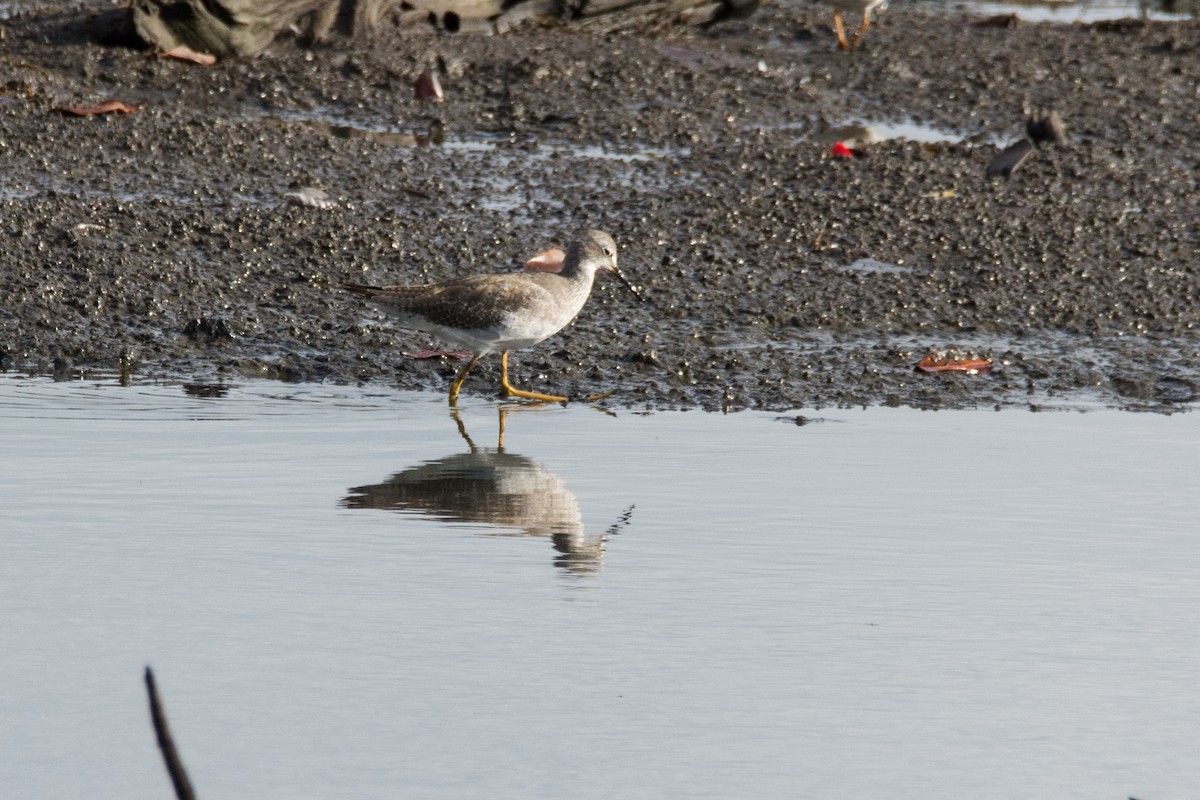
[604,247,613,257]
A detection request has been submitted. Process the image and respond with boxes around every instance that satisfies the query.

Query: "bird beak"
[611,266,644,301]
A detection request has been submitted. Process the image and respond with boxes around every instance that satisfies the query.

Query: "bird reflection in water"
[341,408,633,576]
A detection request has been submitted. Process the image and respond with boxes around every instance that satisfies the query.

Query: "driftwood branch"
[144,666,198,800]
[130,0,764,57]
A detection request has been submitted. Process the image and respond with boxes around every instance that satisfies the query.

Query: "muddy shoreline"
[2,2,1198,411]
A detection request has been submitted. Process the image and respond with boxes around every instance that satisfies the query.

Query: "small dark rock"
[183,318,234,342]
[1154,377,1197,404]
[1026,109,1066,146]
[1111,375,1154,400]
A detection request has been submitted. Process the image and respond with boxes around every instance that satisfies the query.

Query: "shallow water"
[953,0,1196,22]
[2,375,1199,799]
[799,118,973,146]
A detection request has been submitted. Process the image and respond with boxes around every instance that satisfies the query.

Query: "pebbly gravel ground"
[1,1,1198,411]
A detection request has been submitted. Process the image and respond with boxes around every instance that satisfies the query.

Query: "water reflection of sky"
[3,376,1200,799]
[950,0,1197,22]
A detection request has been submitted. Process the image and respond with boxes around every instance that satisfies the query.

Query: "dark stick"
[986,138,1035,179]
[144,666,198,800]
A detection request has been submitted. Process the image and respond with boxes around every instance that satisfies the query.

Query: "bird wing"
[348,275,554,332]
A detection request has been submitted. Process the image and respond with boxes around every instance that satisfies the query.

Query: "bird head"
[574,230,643,301]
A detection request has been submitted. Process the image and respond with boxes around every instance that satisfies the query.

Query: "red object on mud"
[52,100,143,116]
[916,353,994,374]
[831,141,854,158]
[159,45,217,65]
[415,70,444,102]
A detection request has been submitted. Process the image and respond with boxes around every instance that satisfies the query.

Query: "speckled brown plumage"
[345,230,639,404]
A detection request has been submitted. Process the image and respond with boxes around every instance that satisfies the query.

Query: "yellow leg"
[834,11,850,49]
[499,351,568,403]
[850,11,870,47]
[448,353,482,406]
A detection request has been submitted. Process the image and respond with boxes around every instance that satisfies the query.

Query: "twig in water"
[144,666,198,800]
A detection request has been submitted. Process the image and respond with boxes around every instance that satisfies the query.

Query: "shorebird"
[829,0,887,49]
[345,230,639,405]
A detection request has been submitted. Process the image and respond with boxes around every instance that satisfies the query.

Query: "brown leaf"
[414,70,444,103]
[972,13,1019,28]
[51,100,143,116]
[159,45,217,66]
[916,352,994,375]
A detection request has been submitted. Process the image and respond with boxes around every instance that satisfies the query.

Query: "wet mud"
[1,2,1198,411]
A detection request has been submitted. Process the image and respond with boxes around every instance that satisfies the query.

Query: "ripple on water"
[0,372,440,421]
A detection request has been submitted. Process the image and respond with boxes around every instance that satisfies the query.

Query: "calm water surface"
[2,375,1198,799]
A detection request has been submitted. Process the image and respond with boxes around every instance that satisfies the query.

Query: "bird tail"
[344,283,433,312]
[344,284,381,298]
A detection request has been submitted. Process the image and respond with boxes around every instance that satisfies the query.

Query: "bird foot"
[498,387,618,405]
[501,385,569,404]
[575,389,618,403]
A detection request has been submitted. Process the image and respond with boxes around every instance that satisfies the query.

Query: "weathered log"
[130,0,763,58]
[131,0,332,57]
[578,0,649,17]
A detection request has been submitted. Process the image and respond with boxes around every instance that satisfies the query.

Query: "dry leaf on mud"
[159,45,217,65]
[414,70,444,102]
[51,100,142,116]
[916,352,994,374]
[973,13,1019,28]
